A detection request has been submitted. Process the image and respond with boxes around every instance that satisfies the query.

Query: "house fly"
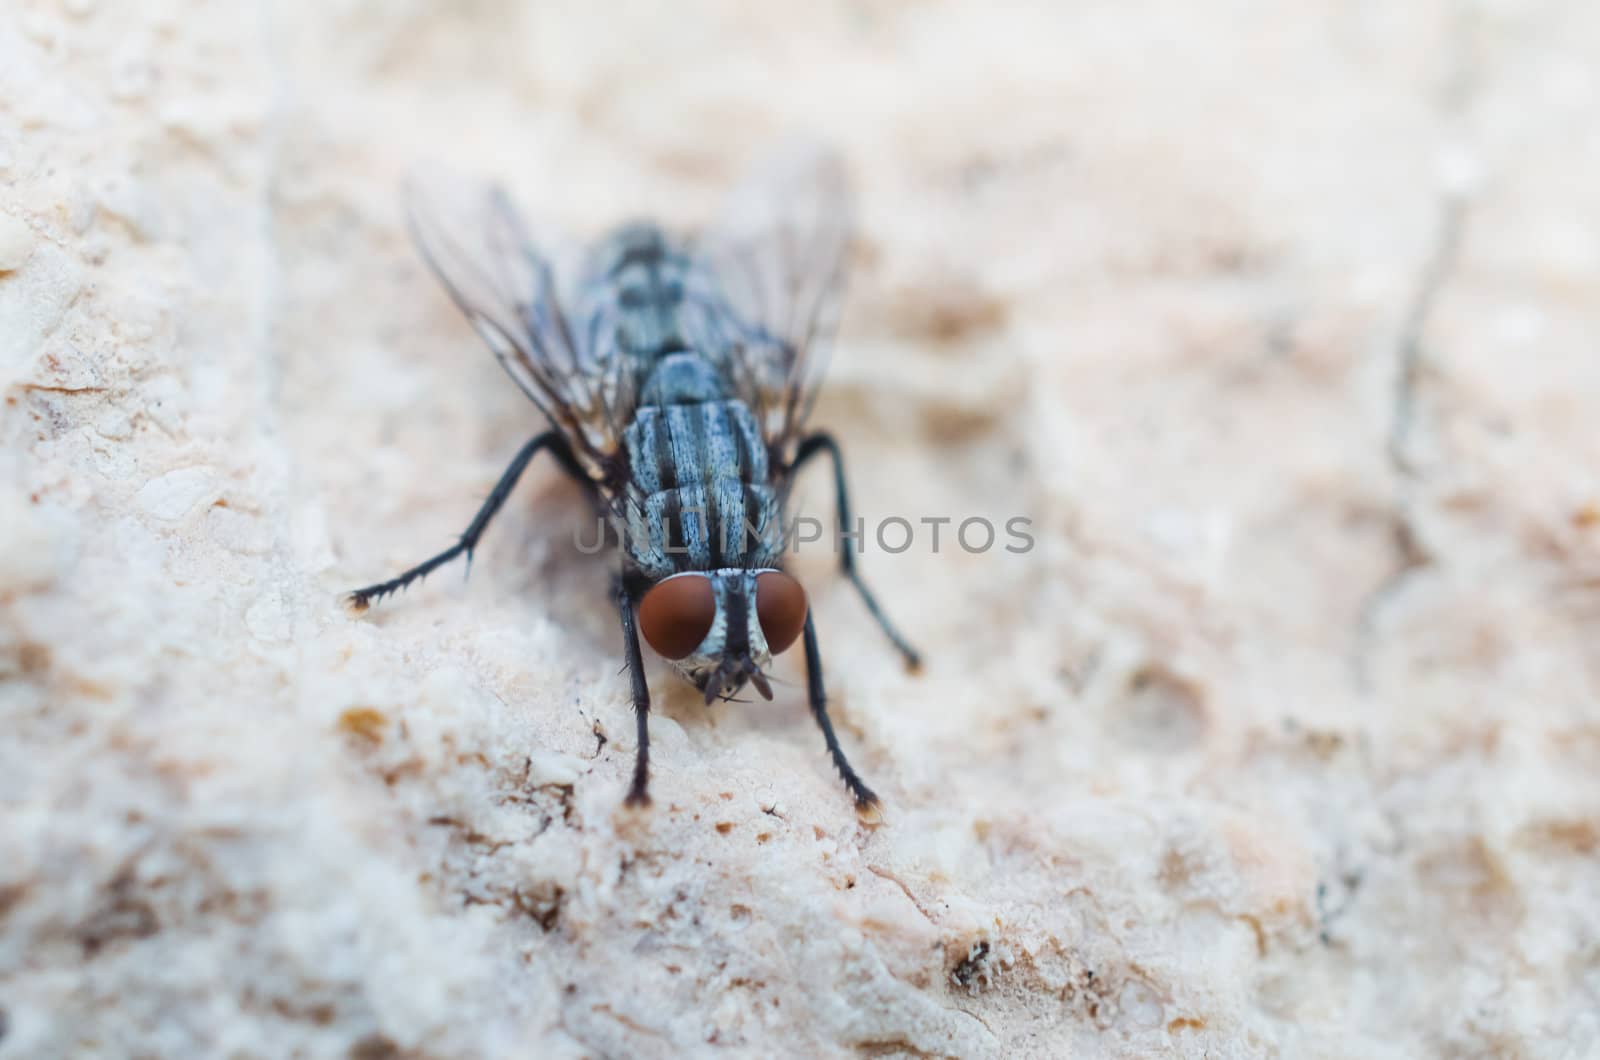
[345,149,919,811]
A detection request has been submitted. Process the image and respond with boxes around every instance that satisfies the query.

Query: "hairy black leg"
[802,611,878,810]
[346,430,585,610]
[618,579,653,806]
[791,432,921,670]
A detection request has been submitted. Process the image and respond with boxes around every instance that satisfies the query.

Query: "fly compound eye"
[755,571,808,655]
[638,575,716,660]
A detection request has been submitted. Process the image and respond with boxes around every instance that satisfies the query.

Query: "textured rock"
[3,2,1599,1057]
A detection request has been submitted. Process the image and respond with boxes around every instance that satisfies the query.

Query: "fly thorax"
[639,353,725,406]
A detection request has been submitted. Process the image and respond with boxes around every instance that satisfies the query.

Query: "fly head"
[636,569,808,702]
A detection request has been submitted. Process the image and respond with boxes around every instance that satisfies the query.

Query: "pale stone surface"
[3,2,1599,1058]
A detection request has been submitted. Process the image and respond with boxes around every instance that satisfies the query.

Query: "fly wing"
[693,146,855,461]
[403,167,636,480]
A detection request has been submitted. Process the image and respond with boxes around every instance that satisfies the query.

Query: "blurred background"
[3,1,1598,1057]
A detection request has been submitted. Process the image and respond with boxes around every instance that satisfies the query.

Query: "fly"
[345,149,919,812]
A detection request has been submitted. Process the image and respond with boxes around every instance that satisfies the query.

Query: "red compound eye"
[637,575,716,660]
[755,571,807,655]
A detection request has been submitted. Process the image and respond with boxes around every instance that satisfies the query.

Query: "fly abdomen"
[590,225,694,360]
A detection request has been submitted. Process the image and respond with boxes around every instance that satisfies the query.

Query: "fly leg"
[346,429,587,611]
[802,611,879,811]
[618,578,653,806]
[791,432,921,670]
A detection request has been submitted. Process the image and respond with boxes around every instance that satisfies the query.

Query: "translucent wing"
[694,146,855,459]
[403,167,635,479]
